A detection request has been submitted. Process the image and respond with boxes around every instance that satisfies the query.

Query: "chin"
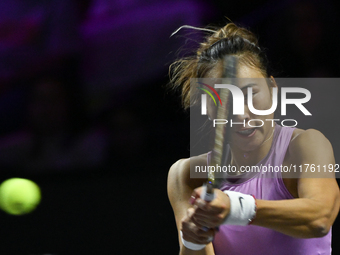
[232,136,264,153]
[233,141,259,153]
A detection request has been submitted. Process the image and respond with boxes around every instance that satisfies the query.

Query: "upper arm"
[167,158,215,254]
[168,159,191,228]
[288,129,335,177]
[287,129,340,225]
[168,156,208,228]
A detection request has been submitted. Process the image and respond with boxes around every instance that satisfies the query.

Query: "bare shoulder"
[290,128,333,154]
[283,128,336,196]
[291,127,329,142]
[286,128,334,166]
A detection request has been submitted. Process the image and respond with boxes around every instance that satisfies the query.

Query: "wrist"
[222,190,257,226]
[180,231,206,251]
[249,195,257,224]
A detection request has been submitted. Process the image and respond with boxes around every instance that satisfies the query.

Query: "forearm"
[252,198,336,238]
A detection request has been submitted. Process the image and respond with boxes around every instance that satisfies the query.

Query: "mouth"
[236,128,257,137]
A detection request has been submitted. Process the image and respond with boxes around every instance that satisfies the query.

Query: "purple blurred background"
[0,0,339,254]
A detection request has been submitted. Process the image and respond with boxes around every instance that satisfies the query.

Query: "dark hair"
[169,23,269,109]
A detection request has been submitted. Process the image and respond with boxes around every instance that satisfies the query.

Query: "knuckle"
[193,227,202,236]
[217,214,225,221]
[209,230,215,237]
[181,221,189,229]
[220,203,227,211]
[181,232,190,240]
[194,229,202,236]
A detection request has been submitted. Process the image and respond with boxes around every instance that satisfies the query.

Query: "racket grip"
[200,183,220,232]
[201,183,215,202]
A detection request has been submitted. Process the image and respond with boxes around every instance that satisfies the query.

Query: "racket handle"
[201,183,215,202]
[200,183,219,232]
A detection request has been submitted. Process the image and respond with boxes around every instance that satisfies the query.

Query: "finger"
[190,213,206,228]
[193,218,213,229]
[192,186,204,199]
[188,209,212,229]
[195,198,227,215]
[193,215,219,229]
[189,211,219,231]
[182,216,216,238]
[182,231,212,244]
[189,192,200,205]
[192,208,213,221]
[194,208,225,221]
[194,207,214,217]
[194,198,224,213]
[209,200,227,213]
[181,223,215,244]
[193,209,227,227]
[194,198,209,210]
[187,207,195,218]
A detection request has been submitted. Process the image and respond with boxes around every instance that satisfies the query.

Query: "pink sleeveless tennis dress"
[210,124,332,255]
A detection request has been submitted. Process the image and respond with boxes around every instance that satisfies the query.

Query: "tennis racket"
[202,55,237,202]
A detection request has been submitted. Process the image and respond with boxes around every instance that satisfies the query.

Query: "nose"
[232,104,251,123]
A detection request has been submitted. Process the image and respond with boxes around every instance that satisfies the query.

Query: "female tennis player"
[167,23,340,255]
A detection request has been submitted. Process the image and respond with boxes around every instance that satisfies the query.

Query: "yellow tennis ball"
[0,178,41,215]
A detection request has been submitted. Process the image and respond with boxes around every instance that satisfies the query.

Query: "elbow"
[311,223,330,238]
[309,217,332,238]
[309,197,340,238]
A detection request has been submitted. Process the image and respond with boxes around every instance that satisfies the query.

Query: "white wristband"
[223,191,256,226]
[180,231,206,250]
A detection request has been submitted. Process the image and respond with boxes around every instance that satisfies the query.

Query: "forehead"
[206,61,265,78]
[205,61,267,88]
[237,64,264,79]
[237,65,268,89]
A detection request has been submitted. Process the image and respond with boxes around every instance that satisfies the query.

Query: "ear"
[270,76,278,88]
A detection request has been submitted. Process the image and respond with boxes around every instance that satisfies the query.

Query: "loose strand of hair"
[170,25,216,38]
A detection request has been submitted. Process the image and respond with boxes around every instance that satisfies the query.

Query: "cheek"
[251,91,273,111]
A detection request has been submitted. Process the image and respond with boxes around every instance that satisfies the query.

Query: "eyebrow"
[240,83,257,90]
